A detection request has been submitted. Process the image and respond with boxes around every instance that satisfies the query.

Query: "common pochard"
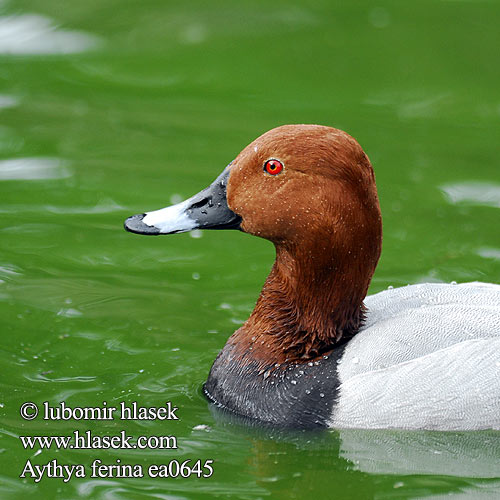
[125,125,500,430]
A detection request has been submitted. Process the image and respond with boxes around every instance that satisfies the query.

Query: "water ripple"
[441,182,500,208]
[24,374,97,383]
[0,14,100,55]
[477,247,500,261]
[0,94,18,110]
[0,198,125,214]
[0,157,71,181]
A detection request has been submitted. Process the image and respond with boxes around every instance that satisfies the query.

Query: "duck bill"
[124,167,241,235]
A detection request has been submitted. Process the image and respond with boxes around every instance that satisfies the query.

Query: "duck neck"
[231,243,367,364]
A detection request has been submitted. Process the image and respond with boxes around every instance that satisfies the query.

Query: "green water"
[1,0,500,498]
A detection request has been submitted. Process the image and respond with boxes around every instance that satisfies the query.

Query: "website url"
[20,430,177,450]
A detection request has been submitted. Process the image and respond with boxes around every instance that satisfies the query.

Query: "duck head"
[125,124,382,362]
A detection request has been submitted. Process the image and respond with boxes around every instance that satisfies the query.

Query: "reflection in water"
[0,14,100,54]
[211,406,500,497]
[0,264,22,279]
[0,157,71,180]
[179,23,208,45]
[414,482,500,500]
[0,94,18,109]
[477,247,500,261]
[0,198,125,214]
[339,429,500,478]
[441,182,500,209]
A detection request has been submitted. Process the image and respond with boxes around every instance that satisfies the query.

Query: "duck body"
[205,282,500,430]
[204,335,347,429]
[125,124,500,430]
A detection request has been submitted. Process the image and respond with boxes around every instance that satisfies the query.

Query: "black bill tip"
[124,214,161,235]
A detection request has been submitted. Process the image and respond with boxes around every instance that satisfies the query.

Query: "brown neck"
[229,242,368,364]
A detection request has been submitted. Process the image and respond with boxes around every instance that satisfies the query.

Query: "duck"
[124,124,500,430]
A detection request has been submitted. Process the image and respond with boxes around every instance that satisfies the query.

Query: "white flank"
[142,197,196,234]
[329,282,500,430]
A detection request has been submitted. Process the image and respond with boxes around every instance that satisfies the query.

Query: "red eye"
[264,159,284,176]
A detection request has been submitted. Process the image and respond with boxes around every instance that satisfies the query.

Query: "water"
[1,0,500,498]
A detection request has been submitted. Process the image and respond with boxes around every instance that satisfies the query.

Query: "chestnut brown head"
[226,125,381,254]
[124,124,382,305]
